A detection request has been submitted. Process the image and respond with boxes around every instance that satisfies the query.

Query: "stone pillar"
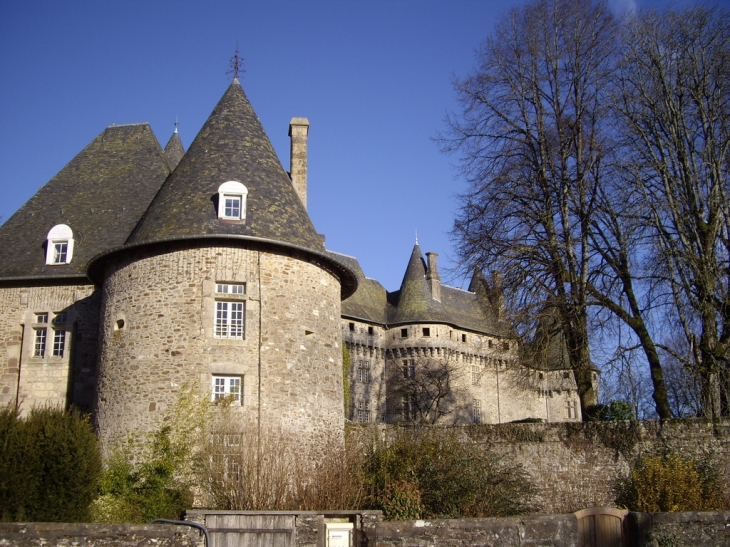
[426,252,441,302]
[289,118,310,210]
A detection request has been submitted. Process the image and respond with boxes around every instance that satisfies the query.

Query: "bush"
[378,480,423,520]
[363,428,536,519]
[91,426,194,523]
[616,452,729,512]
[0,405,101,522]
[586,400,635,421]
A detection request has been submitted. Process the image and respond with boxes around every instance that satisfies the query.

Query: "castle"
[0,78,581,450]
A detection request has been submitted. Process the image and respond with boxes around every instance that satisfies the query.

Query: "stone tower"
[88,79,356,452]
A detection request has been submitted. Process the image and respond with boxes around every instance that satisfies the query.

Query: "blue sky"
[0,0,718,291]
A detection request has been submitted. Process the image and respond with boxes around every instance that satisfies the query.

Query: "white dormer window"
[217,181,248,220]
[45,224,74,265]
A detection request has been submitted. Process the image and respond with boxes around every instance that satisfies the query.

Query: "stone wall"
[451,420,730,513]
[0,523,198,547]
[371,515,578,547]
[0,284,99,415]
[95,242,343,456]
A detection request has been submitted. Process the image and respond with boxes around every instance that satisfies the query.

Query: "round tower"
[88,79,356,454]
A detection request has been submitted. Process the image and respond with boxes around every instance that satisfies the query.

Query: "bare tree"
[442,0,618,416]
[615,6,730,417]
[386,356,464,424]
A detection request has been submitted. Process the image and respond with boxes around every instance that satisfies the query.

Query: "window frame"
[212,375,243,405]
[217,181,248,221]
[45,224,74,265]
[357,360,370,383]
[214,301,245,339]
[34,328,47,357]
[52,329,66,357]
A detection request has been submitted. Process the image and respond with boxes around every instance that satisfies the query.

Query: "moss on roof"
[0,124,171,280]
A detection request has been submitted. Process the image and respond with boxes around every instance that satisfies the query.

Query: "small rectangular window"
[401,328,408,338]
[349,322,355,332]
[53,242,68,264]
[422,327,430,337]
[357,401,370,423]
[471,365,480,385]
[472,399,482,424]
[402,395,417,421]
[402,359,415,379]
[462,334,467,343]
[34,328,47,357]
[215,301,245,339]
[212,375,242,405]
[216,283,245,294]
[52,329,66,357]
[223,195,242,219]
[358,361,370,383]
[35,313,48,324]
[565,400,578,419]
[502,341,510,350]
[488,340,493,348]
[368,326,374,336]
[53,312,67,324]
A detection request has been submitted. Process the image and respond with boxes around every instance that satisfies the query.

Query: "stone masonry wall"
[94,243,343,456]
[0,284,99,415]
[0,523,198,547]
[461,420,730,513]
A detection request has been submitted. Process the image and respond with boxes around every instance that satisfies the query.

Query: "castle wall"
[0,284,99,414]
[94,244,343,453]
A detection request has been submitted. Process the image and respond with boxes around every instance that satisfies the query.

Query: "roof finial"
[415,230,419,245]
[227,42,245,80]
[174,116,179,134]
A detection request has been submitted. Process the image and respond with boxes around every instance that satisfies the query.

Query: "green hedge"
[0,405,101,522]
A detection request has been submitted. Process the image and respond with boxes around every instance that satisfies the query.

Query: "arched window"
[45,224,74,265]
[217,181,248,220]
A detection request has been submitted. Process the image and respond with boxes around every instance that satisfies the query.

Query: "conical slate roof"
[163,130,185,171]
[0,124,171,281]
[389,244,450,324]
[126,79,324,251]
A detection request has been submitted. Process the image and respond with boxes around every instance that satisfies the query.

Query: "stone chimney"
[289,117,309,209]
[426,252,441,302]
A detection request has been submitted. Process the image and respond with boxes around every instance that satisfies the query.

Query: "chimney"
[426,252,441,302]
[289,117,309,209]
[491,270,505,319]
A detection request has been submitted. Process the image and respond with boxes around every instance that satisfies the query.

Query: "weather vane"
[227,42,245,80]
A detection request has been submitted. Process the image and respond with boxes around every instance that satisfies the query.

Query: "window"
[357,401,370,423]
[368,326,374,336]
[563,371,570,379]
[53,312,67,324]
[402,359,415,379]
[45,224,74,265]
[357,361,370,383]
[52,329,66,357]
[217,181,248,220]
[565,400,578,419]
[35,313,48,324]
[349,322,355,332]
[402,395,417,421]
[462,334,467,343]
[212,375,242,405]
[215,301,245,339]
[34,328,47,357]
[400,328,408,338]
[422,327,430,337]
[502,341,510,350]
[216,283,245,295]
[471,365,480,385]
[472,399,482,424]
[488,340,493,349]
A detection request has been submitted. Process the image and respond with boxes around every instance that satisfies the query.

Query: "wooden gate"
[574,507,628,547]
[206,513,296,547]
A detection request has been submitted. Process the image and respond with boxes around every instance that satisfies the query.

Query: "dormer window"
[217,181,248,221]
[45,224,74,265]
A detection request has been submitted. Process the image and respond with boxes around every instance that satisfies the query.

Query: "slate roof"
[335,244,511,337]
[0,124,171,281]
[126,79,324,250]
[163,131,185,170]
[89,79,357,297]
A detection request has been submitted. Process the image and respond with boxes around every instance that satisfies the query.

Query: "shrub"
[378,480,423,520]
[0,405,101,522]
[616,452,729,512]
[586,400,635,421]
[363,428,536,519]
